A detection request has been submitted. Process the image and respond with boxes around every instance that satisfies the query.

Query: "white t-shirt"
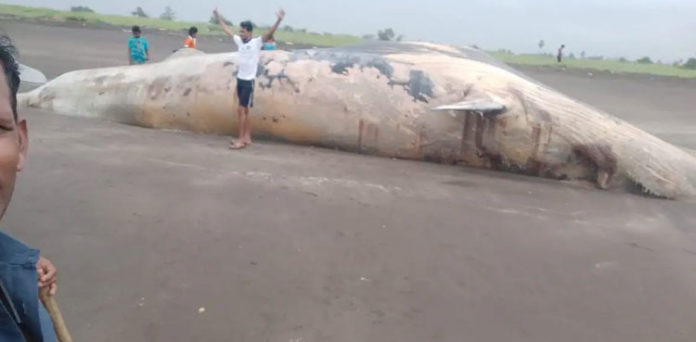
[233,35,263,80]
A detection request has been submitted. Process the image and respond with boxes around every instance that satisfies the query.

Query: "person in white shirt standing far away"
[213,7,286,150]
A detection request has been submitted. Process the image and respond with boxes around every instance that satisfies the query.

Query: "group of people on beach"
[127,8,284,150]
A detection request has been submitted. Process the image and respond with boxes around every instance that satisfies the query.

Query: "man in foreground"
[213,8,286,149]
[0,35,58,342]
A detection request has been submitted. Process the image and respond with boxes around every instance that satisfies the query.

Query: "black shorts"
[237,78,255,108]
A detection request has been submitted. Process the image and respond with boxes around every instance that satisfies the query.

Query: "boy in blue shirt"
[128,26,149,65]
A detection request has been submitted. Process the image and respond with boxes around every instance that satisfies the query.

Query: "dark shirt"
[0,231,57,342]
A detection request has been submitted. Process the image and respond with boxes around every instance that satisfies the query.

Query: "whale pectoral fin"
[18,63,48,84]
[433,100,505,116]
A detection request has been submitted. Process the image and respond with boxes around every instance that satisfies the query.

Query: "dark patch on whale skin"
[364,59,394,78]
[329,58,394,79]
[387,70,434,103]
[299,41,507,70]
[406,70,434,103]
[331,61,354,75]
[293,46,433,102]
[294,49,395,79]
[257,67,300,93]
[291,41,541,86]
[256,64,266,77]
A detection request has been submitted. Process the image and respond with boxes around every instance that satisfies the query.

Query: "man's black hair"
[240,21,253,32]
[132,25,141,34]
[0,35,19,119]
[189,26,198,35]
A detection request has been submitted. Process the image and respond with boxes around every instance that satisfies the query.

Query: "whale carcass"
[18,42,696,199]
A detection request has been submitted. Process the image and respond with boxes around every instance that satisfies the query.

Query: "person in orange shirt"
[184,26,198,49]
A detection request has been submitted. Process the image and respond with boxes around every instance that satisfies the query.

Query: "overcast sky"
[6,0,696,61]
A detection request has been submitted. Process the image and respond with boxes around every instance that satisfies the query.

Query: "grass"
[0,3,362,47]
[3,4,694,77]
[490,51,696,78]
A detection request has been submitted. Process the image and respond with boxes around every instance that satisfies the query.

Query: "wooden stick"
[39,288,73,342]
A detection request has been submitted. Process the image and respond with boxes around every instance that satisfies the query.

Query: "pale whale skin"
[19,42,696,199]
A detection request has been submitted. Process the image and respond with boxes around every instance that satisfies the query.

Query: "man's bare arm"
[213,8,235,37]
[263,9,285,42]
